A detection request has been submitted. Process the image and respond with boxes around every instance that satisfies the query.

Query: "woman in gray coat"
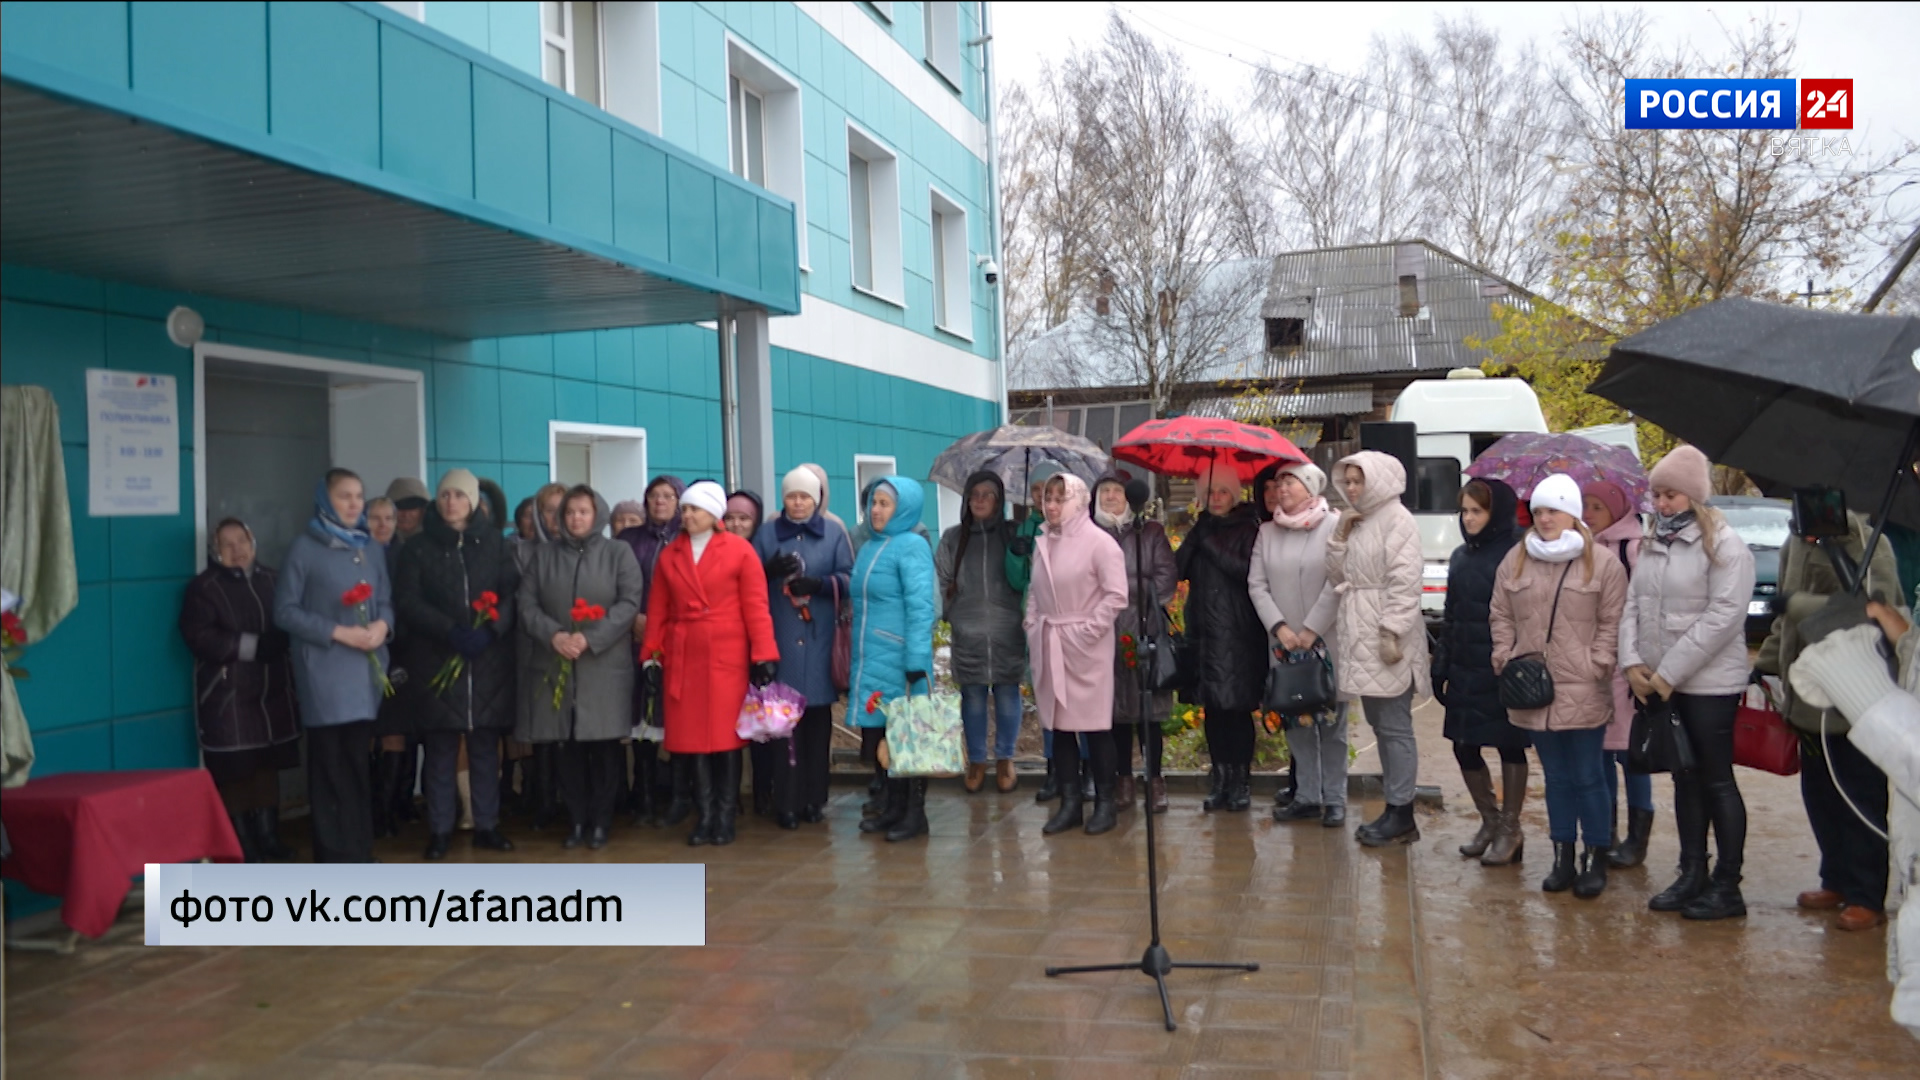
[517,485,645,850]
[1249,461,1348,829]
[936,470,1029,795]
[274,469,393,863]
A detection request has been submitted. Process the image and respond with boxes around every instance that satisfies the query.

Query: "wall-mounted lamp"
[166,306,205,348]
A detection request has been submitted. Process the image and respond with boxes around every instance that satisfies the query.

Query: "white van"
[1386,370,1549,618]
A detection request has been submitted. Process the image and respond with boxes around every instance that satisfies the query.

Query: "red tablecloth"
[1,769,243,937]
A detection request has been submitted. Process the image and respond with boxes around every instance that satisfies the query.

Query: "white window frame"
[601,2,661,134]
[854,454,899,524]
[846,122,903,305]
[866,1,894,22]
[923,0,961,89]
[541,2,604,105]
[928,186,972,340]
[379,1,423,20]
[548,422,650,531]
[727,36,808,267]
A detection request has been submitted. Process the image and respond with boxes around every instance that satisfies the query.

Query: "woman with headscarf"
[610,499,646,536]
[1326,451,1430,847]
[1028,474,1130,835]
[619,474,687,822]
[1250,462,1350,829]
[723,488,773,815]
[393,469,521,860]
[273,469,393,863]
[518,485,645,850]
[937,471,1028,795]
[725,490,765,539]
[1093,473,1178,813]
[852,477,938,841]
[1177,460,1268,813]
[1012,460,1067,800]
[752,469,853,829]
[642,481,780,846]
[1433,478,1526,863]
[1492,475,1629,897]
[1582,479,1653,869]
[180,518,302,862]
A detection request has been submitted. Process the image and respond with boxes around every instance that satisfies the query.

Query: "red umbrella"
[1113,416,1311,481]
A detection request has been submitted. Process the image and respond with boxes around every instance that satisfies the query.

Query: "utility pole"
[1863,222,1920,313]
[1798,278,1833,307]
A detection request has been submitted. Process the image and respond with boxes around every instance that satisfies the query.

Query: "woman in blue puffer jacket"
[851,476,937,841]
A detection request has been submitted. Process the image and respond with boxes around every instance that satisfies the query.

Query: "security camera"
[977,256,1000,285]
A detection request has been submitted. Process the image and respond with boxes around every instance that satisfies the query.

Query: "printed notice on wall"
[87,368,179,517]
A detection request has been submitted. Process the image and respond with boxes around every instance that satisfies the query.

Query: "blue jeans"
[961,683,1023,763]
[1603,749,1653,816]
[1532,727,1610,845]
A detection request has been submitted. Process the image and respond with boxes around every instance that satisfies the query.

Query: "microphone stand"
[1045,503,1259,1031]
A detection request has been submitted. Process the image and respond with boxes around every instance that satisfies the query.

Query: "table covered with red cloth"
[1,769,244,937]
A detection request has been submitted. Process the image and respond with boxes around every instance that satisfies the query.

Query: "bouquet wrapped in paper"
[737,681,806,743]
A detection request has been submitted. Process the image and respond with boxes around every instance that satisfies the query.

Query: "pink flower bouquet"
[737,681,805,743]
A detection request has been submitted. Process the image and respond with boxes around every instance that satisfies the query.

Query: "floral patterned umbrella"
[929,425,1109,503]
[1112,416,1310,482]
[1464,432,1649,511]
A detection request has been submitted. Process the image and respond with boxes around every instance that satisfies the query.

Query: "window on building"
[1394,241,1426,318]
[601,2,660,134]
[929,189,971,338]
[542,2,603,105]
[727,38,807,265]
[924,1,962,88]
[1397,275,1422,318]
[1265,317,1304,350]
[847,124,903,303]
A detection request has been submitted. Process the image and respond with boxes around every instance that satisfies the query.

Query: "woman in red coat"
[640,481,780,846]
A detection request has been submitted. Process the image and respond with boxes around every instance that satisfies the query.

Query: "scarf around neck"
[1272,496,1330,531]
[307,479,372,549]
[1525,529,1586,563]
[1094,507,1127,530]
[1654,509,1697,545]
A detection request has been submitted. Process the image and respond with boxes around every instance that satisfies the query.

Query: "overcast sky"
[990,2,1919,294]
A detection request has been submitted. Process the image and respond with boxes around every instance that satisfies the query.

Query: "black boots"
[1574,846,1610,899]
[1609,807,1654,869]
[628,744,659,827]
[862,764,886,816]
[664,755,695,827]
[1085,769,1118,836]
[1459,766,1499,858]
[229,813,261,863]
[1542,841,1578,892]
[1649,855,1709,912]
[1201,764,1228,811]
[886,778,929,842]
[1357,802,1420,846]
[1034,759,1061,803]
[862,776,907,834]
[1043,751,1085,835]
[712,753,742,846]
[247,808,297,861]
[687,755,717,847]
[1682,865,1746,920]
[529,744,562,830]
[425,832,451,860]
[1225,765,1251,812]
[1274,757,1298,809]
[372,750,409,838]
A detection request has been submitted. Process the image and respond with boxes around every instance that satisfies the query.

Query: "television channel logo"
[1624,79,1852,131]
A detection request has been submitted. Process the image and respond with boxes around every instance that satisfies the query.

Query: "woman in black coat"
[179,518,301,862]
[393,469,520,860]
[1431,478,1528,866]
[1177,460,1270,812]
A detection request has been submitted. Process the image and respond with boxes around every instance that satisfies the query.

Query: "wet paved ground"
[4,700,1912,1078]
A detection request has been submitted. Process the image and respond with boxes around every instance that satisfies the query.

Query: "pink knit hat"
[1648,445,1712,505]
[1579,479,1631,524]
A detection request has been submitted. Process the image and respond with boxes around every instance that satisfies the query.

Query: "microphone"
[1125,478,1151,518]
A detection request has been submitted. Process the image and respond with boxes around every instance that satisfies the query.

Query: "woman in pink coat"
[1583,479,1653,869]
[1026,473,1130,837]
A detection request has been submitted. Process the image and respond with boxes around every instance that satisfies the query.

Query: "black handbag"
[1497,562,1572,711]
[1628,695,1696,774]
[1143,628,1184,692]
[1264,642,1337,716]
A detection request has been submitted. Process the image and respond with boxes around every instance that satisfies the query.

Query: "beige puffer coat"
[1619,516,1755,697]
[1489,540,1629,732]
[1324,452,1429,700]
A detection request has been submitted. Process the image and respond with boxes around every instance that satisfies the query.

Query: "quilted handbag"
[1628,695,1696,775]
[1498,563,1572,712]
[1733,681,1800,776]
[884,684,966,777]
[829,578,852,693]
[1264,642,1337,716]
[1144,625,1184,692]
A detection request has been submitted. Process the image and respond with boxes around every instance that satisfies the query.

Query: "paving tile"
[481,1029,628,1074]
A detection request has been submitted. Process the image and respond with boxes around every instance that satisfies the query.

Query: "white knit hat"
[1529,473,1584,519]
[681,480,727,521]
[781,466,823,503]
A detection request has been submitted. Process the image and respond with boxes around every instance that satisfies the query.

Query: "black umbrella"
[1590,298,1920,531]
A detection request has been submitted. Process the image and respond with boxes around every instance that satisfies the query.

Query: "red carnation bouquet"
[548,597,606,709]
[1119,633,1139,670]
[341,583,394,697]
[429,590,499,695]
[2,611,29,680]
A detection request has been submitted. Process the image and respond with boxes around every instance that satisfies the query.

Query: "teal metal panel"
[552,331,596,381]
[665,160,718,278]
[597,387,637,428]
[425,0,491,55]
[550,104,615,244]
[554,378,596,423]
[298,311,377,352]
[110,578,193,717]
[104,314,192,442]
[667,335,707,398]
[64,445,110,584]
[758,202,796,300]
[21,722,113,777]
[501,462,549,508]
[714,182,760,294]
[769,348,790,411]
[379,23,475,198]
[658,70,700,157]
[633,327,671,392]
[634,392,673,462]
[497,334,553,373]
[594,328,635,387]
[795,10,822,87]
[656,2,694,78]
[772,2,798,65]
[107,459,194,582]
[856,367,880,420]
[0,264,107,309]
[432,361,502,460]
[15,584,113,729]
[131,2,269,133]
[0,0,129,87]
[473,68,551,224]
[486,0,540,77]
[0,300,103,428]
[785,350,812,414]
[691,7,725,96]
[834,363,858,422]
[268,1,380,168]
[694,89,729,169]
[611,134,671,264]
[112,710,199,770]
[497,369,554,464]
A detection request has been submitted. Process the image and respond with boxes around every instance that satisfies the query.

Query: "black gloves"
[643,662,663,695]
[787,575,822,597]
[766,552,801,578]
[1007,537,1034,558]
[750,661,779,688]
[256,629,291,662]
[905,669,928,687]
[449,626,493,658]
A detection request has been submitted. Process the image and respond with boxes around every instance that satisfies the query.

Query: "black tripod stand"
[1044,493,1258,1031]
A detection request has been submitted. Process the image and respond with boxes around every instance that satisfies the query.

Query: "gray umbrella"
[930,425,1110,504]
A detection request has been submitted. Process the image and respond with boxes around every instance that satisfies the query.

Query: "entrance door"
[549,422,648,515]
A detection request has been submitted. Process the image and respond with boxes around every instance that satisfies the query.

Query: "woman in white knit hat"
[1490,473,1628,897]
